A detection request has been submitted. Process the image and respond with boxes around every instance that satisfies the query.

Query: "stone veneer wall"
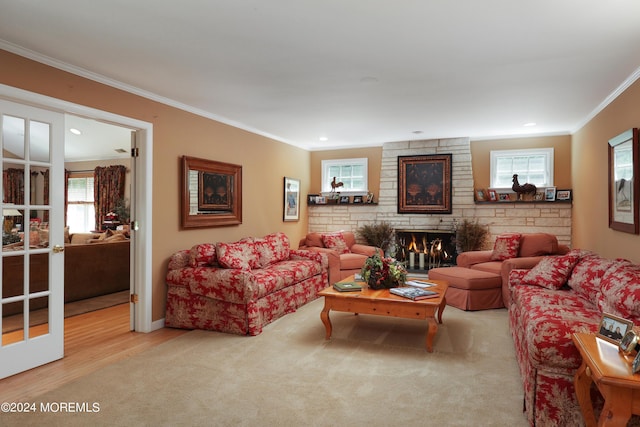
[307,139,572,249]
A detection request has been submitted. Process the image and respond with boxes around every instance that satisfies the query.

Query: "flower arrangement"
[360,253,407,290]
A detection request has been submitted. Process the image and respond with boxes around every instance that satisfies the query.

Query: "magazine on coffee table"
[405,280,437,288]
[390,287,438,300]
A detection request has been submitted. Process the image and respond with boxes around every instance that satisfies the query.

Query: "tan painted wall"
[572,79,640,262]
[0,50,311,321]
[309,147,382,196]
[470,135,572,190]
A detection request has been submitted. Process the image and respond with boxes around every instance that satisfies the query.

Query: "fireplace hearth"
[394,229,456,272]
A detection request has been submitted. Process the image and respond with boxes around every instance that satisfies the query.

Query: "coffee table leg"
[437,297,446,324]
[425,317,438,352]
[320,303,332,340]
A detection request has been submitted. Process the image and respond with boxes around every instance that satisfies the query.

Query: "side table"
[572,332,640,426]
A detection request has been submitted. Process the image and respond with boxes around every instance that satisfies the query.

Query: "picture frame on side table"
[608,128,639,234]
[397,154,452,214]
[545,187,557,201]
[283,177,300,222]
[597,313,632,345]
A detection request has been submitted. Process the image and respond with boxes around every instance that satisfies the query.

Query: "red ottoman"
[428,266,504,310]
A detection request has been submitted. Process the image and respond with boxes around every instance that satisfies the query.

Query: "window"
[321,158,368,194]
[67,173,95,233]
[490,148,554,189]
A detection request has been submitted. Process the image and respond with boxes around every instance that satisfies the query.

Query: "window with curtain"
[66,172,95,233]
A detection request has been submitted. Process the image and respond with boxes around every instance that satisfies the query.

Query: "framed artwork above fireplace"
[397,154,452,214]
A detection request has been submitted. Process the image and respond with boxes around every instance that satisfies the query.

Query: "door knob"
[53,245,65,253]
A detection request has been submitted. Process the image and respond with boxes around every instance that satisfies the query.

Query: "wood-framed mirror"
[181,156,242,228]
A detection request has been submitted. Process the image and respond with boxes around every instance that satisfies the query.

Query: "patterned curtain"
[2,168,25,204]
[94,165,126,230]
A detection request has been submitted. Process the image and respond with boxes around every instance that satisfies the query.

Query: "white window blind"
[321,158,368,194]
[490,148,554,189]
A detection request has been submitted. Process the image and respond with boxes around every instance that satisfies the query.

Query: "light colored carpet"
[0,298,528,427]
[2,291,130,333]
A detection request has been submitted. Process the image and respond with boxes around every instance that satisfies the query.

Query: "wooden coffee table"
[318,276,448,352]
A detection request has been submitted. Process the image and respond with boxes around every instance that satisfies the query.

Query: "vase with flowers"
[360,253,407,290]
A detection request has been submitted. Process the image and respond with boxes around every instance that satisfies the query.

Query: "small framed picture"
[556,189,572,201]
[634,351,640,374]
[597,313,633,345]
[545,187,557,201]
[307,194,319,205]
[534,191,545,201]
[316,196,327,205]
[498,193,510,201]
[487,189,498,201]
[339,196,350,204]
[475,189,487,201]
[353,195,364,204]
[366,192,375,203]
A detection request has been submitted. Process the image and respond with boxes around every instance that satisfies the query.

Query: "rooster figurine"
[330,177,344,193]
[512,174,537,200]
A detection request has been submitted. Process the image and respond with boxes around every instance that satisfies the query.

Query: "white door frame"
[0,83,154,332]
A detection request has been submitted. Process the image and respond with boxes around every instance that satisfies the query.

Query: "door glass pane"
[29,252,49,294]
[29,120,50,163]
[2,115,26,160]
[3,207,24,250]
[28,296,49,339]
[27,209,50,249]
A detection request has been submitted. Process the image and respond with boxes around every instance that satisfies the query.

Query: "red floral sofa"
[508,249,640,426]
[165,232,328,336]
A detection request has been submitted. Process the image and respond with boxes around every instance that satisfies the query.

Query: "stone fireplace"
[306,138,572,251]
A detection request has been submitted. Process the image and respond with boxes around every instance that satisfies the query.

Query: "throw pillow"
[321,232,350,254]
[521,251,581,290]
[490,233,521,261]
[216,241,257,271]
[599,261,640,320]
[188,243,218,267]
[253,232,291,268]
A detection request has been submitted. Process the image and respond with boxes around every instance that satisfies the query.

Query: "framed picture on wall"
[397,154,452,214]
[608,128,639,234]
[283,177,300,222]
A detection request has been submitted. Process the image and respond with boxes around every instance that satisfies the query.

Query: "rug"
[2,291,129,333]
[0,298,528,427]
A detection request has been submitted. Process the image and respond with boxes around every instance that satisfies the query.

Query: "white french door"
[0,99,65,378]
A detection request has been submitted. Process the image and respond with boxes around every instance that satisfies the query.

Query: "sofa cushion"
[321,232,350,254]
[599,260,640,322]
[216,241,257,270]
[510,285,601,371]
[339,252,369,270]
[304,232,324,248]
[518,233,559,257]
[521,251,580,290]
[189,243,218,267]
[490,233,521,260]
[567,251,615,304]
[253,232,291,268]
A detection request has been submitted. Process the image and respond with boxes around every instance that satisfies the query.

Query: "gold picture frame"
[397,154,452,214]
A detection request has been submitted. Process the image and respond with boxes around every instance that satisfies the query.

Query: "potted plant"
[356,221,394,254]
[455,219,488,252]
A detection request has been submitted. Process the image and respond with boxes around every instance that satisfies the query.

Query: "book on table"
[333,281,362,292]
[389,287,439,300]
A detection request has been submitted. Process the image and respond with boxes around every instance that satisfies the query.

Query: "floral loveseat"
[508,249,640,426]
[165,232,328,336]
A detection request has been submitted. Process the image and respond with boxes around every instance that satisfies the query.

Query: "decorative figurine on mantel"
[512,174,537,201]
[330,177,344,193]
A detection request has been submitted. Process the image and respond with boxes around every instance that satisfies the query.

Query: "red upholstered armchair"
[298,231,382,285]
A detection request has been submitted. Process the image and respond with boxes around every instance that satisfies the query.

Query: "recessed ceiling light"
[412,130,423,134]
[319,136,328,141]
[360,76,379,84]
[523,122,536,127]
[69,128,82,135]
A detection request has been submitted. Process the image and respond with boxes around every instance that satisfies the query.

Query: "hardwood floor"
[0,303,187,402]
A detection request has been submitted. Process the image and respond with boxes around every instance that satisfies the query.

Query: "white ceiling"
[1,1,640,151]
